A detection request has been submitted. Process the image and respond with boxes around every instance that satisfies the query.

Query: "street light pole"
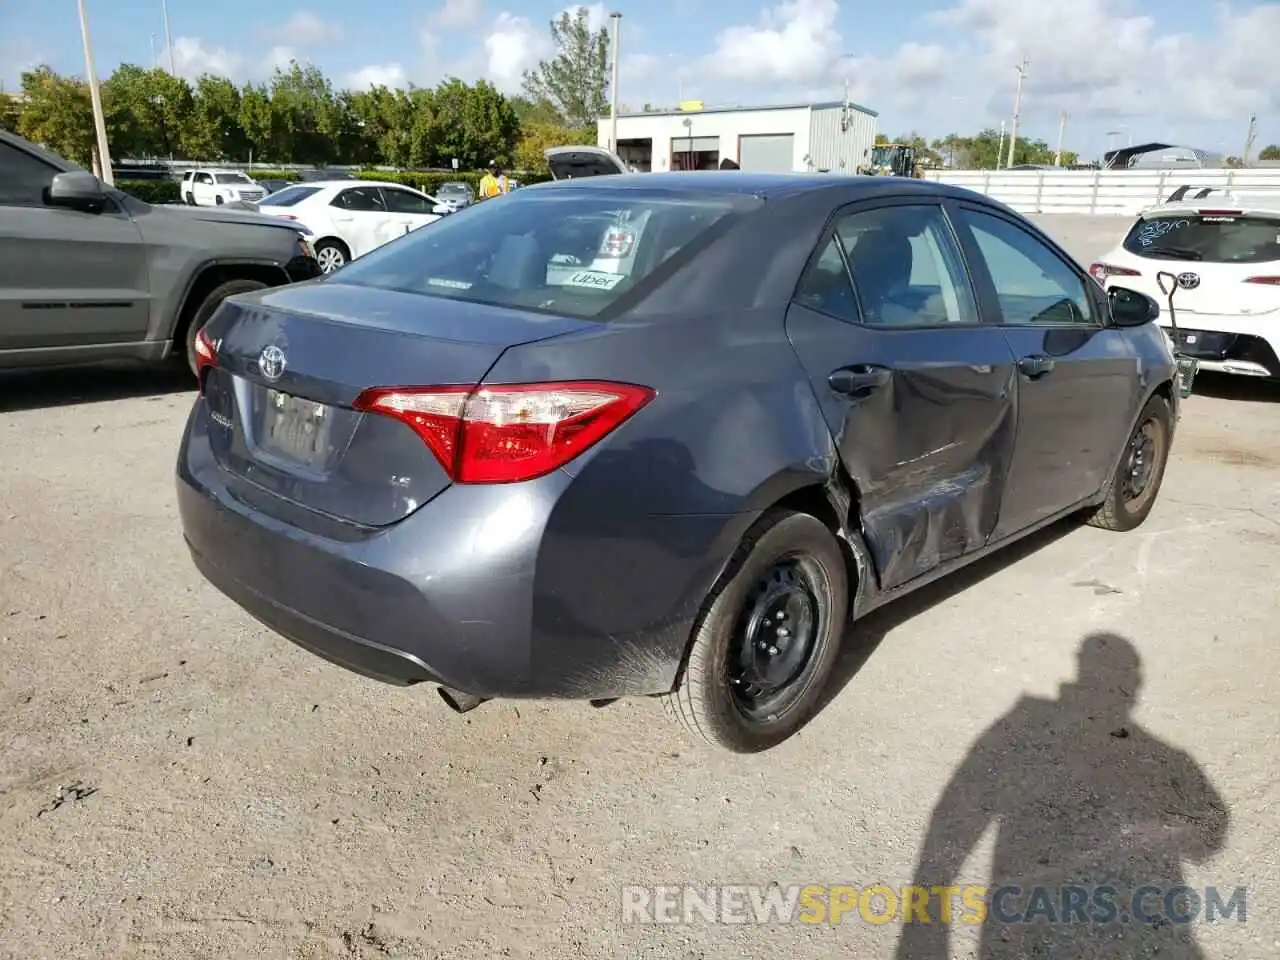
[162,0,176,74]
[608,12,622,153]
[77,0,114,186]
[1006,58,1029,169]
[1054,111,1067,166]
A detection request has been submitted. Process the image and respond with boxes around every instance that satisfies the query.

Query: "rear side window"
[258,185,321,207]
[331,190,748,319]
[333,187,386,212]
[1123,214,1280,264]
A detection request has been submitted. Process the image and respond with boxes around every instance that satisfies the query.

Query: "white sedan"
[255,180,444,273]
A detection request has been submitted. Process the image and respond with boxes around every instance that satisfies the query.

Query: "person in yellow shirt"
[478,165,501,199]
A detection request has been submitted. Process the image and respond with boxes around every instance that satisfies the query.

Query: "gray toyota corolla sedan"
[177,172,1180,753]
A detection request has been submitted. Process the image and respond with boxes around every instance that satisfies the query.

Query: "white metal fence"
[923,168,1280,215]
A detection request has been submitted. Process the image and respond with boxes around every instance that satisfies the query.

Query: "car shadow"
[817,518,1081,713]
[892,631,1231,959]
[0,364,194,413]
[1188,371,1280,403]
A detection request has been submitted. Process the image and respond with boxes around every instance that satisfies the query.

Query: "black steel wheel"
[1087,393,1172,532]
[664,509,848,753]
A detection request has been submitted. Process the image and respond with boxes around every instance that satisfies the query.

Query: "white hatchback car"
[1090,195,1280,381]
[180,168,267,206]
[254,180,443,273]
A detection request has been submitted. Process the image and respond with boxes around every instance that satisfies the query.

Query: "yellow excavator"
[857,142,922,178]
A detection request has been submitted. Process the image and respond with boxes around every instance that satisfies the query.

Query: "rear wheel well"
[1152,378,1174,407]
[314,236,350,256]
[174,263,288,349]
[773,477,863,597]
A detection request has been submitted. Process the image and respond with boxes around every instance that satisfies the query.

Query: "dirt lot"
[1,365,1278,960]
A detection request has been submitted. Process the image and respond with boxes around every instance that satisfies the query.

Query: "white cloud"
[562,3,609,33]
[263,12,345,47]
[346,63,409,90]
[172,37,246,80]
[483,13,552,93]
[1,40,44,89]
[700,0,844,85]
[433,0,485,29]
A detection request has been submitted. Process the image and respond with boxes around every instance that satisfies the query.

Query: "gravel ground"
[1,364,1277,960]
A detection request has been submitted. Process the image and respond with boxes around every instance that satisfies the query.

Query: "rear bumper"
[176,401,745,699]
[1159,316,1280,379]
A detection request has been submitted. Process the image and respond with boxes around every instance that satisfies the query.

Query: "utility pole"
[1006,58,1029,169]
[162,0,175,73]
[996,120,1006,170]
[1054,111,1067,166]
[1244,114,1258,166]
[77,0,114,186]
[608,12,622,153]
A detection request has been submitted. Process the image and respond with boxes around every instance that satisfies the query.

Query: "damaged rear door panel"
[784,198,1019,591]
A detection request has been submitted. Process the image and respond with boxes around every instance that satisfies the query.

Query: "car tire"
[314,239,349,274]
[183,192,195,206]
[214,195,224,205]
[181,279,268,377]
[1085,393,1173,532]
[663,509,848,753]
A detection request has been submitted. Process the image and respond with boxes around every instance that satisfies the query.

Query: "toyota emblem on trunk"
[259,345,287,381]
[1176,272,1201,290]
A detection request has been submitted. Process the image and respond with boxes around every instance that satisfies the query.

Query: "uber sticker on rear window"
[563,270,625,290]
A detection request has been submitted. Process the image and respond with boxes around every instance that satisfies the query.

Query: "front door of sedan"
[948,203,1139,538]
[784,199,1019,592]
[380,186,441,235]
[329,186,397,259]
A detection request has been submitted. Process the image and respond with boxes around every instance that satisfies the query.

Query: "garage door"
[738,134,795,172]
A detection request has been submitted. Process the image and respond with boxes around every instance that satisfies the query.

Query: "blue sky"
[4,0,1280,158]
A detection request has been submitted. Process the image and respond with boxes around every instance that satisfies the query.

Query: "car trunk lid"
[545,145,629,180]
[201,281,597,527]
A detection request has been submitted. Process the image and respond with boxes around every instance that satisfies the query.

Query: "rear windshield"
[258,185,321,207]
[1123,214,1280,264]
[330,190,749,319]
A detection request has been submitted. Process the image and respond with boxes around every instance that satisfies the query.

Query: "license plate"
[261,390,331,466]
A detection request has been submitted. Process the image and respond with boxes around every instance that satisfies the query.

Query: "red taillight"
[1089,262,1140,284]
[1243,276,1280,285]
[193,326,218,391]
[353,380,656,484]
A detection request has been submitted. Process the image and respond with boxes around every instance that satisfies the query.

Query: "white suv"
[180,168,267,207]
[1090,194,1280,381]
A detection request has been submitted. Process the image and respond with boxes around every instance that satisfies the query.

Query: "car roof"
[1139,194,1280,218]
[297,180,420,190]
[526,171,976,202]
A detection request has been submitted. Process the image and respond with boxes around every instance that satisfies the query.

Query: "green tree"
[1259,144,1280,161]
[515,120,593,173]
[238,82,278,162]
[521,8,610,129]
[509,94,565,126]
[102,65,194,158]
[0,92,20,132]
[186,75,247,160]
[268,61,343,165]
[16,67,95,167]
[424,78,520,169]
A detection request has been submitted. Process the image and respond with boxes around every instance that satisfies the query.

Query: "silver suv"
[0,131,322,375]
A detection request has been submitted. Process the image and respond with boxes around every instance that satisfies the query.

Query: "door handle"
[1018,354,1056,378]
[828,365,892,396]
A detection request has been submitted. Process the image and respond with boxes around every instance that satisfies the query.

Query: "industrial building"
[595,100,879,174]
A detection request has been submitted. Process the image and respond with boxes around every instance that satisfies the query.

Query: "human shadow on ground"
[894,631,1231,959]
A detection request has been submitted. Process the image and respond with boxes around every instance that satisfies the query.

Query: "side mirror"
[44,171,108,214]
[1108,286,1160,328]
